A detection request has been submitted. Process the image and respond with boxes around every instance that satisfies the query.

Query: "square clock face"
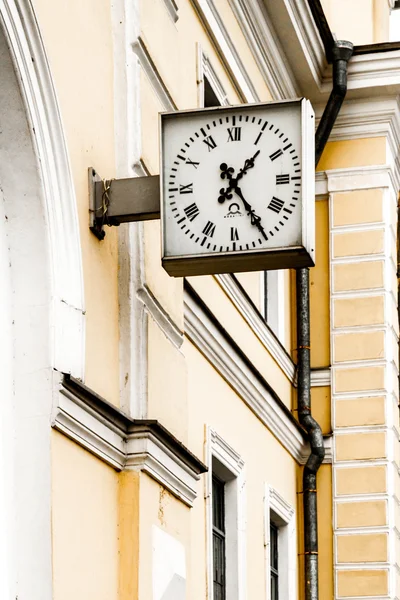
[160,99,315,277]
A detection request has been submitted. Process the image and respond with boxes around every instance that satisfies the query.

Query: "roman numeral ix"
[268,197,284,214]
[202,221,216,238]
[183,203,200,221]
[179,183,193,194]
[227,127,241,142]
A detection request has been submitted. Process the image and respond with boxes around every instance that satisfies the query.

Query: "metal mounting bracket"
[88,167,161,240]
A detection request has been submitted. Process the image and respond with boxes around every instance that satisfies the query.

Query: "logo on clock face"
[225,203,243,218]
[165,109,302,255]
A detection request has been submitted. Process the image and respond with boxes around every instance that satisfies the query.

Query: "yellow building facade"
[0,0,399,599]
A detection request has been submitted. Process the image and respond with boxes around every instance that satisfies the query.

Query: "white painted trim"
[52,384,202,507]
[311,368,331,387]
[132,36,177,111]
[53,387,126,469]
[215,274,296,383]
[185,289,333,465]
[264,484,297,600]
[0,0,85,378]
[226,0,298,100]
[190,0,259,102]
[162,0,179,23]
[126,431,200,506]
[205,428,246,600]
[137,284,184,349]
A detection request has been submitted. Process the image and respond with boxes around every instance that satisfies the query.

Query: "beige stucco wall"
[51,431,119,600]
[321,0,390,44]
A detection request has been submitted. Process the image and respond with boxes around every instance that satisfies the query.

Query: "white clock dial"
[161,100,315,276]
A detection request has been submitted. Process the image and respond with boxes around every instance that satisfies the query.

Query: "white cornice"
[215,274,296,383]
[53,384,204,506]
[226,0,298,99]
[184,289,332,464]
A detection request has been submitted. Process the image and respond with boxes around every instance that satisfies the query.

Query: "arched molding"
[0,0,85,378]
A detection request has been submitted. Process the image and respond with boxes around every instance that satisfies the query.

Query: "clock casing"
[160,99,315,277]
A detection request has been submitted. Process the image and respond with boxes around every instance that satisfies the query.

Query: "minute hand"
[233,185,268,241]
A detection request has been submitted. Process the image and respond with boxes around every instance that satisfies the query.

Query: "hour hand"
[218,162,235,203]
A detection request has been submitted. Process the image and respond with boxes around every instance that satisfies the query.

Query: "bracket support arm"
[89,167,161,240]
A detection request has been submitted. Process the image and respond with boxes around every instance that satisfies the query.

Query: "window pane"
[212,476,225,533]
[204,77,221,108]
[212,475,226,600]
[270,523,278,570]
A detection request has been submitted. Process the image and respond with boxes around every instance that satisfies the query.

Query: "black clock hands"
[218,150,268,241]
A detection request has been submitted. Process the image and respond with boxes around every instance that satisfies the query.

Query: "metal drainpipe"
[297,40,353,600]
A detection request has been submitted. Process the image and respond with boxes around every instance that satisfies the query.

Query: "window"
[265,485,296,600]
[262,270,286,343]
[270,523,279,600]
[206,428,245,600]
[197,45,229,108]
[212,475,226,600]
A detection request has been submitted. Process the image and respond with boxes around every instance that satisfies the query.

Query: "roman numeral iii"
[179,183,193,194]
[276,174,290,185]
[268,197,284,214]
[203,135,217,151]
[227,127,241,142]
[202,221,216,237]
[184,203,200,221]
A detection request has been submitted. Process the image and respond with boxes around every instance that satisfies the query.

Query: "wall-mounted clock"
[160,99,315,277]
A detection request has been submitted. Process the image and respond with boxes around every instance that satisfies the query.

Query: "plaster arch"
[0,1,85,597]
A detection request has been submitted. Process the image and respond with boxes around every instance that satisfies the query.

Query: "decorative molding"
[162,0,179,23]
[132,36,177,110]
[184,287,332,465]
[190,0,259,102]
[53,376,207,507]
[0,0,85,378]
[209,428,245,476]
[310,368,331,387]
[215,274,296,383]
[226,0,298,100]
[316,165,397,199]
[137,284,184,349]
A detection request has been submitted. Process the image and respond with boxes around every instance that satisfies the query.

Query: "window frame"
[264,484,297,600]
[205,428,246,600]
[261,270,286,344]
[197,44,229,108]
